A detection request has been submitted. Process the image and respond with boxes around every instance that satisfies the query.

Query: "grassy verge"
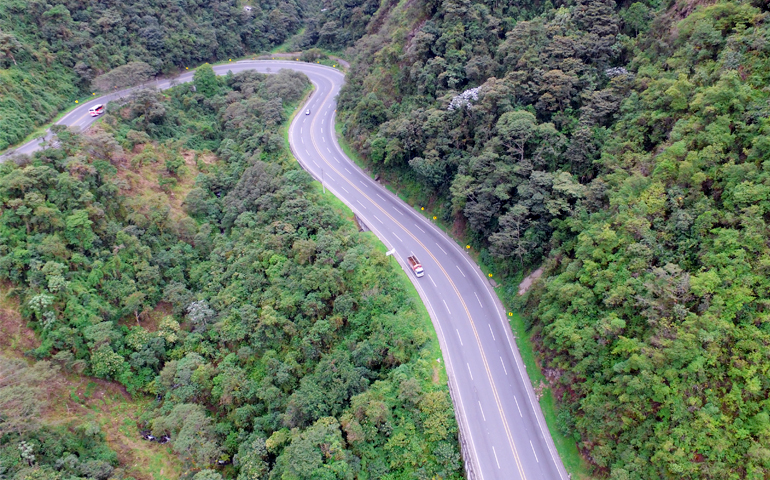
[334,116,595,478]
[509,312,592,479]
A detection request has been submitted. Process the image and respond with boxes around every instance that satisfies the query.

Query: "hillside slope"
[335,0,770,477]
[0,0,308,150]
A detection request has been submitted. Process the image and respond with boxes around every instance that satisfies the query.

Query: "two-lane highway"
[2,61,568,480]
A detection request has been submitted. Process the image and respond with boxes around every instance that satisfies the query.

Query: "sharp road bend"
[2,61,568,480]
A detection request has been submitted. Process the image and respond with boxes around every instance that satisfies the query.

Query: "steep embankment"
[335,0,770,477]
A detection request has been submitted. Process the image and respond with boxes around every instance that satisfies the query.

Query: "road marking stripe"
[360,181,367,187]
[327,147,331,152]
[301,138,304,144]
[345,167,352,174]
[427,274,437,288]
[443,300,451,315]
[493,446,501,469]
[302,81,530,480]
[436,243,448,255]
[356,200,366,209]
[394,208,404,215]
[531,441,539,463]
[475,292,483,308]
[373,215,383,224]
[456,265,465,277]
[467,363,473,381]
[456,328,463,346]
[414,223,425,233]
[341,186,349,193]
[392,232,403,243]
[514,396,522,417]
[376,193,386,201]
[326,174,335,182]
[479,401,486,422]
[488,324,495,341]
[335,157,340,163]
[501,357,508,375]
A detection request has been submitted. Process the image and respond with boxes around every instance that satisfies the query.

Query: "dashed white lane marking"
[323,138,326,142]
[335,157,340,163]
[456,265,466,277]
[443,300,451,315]
[313,160,320,167]
[500,357,508,375]
[300,128,303,133]
[327,147,331,152]
[376,193,386,201]
[493,446,501,469]
[341,186,349,193]
[305,150,310,155]
[356,200,366,209]
[321,128,324,133]
[531,440,539,463]
[301,138,304,144]
[394,208,404,215]
[322,119,324,124]
[479,401,486,422]
[514,396,523,417]
[475,292,483,308]
[488,324,495,341]
[373,215,383,224]
[392,232,403,243]
[414,223,426,233]
[360,181,367,187]
[467,363,474,381]
[345,167,352,174]
[436,243,448,255]
[326,174,335,182]
[456,328,463,346]
[427,274,437,287]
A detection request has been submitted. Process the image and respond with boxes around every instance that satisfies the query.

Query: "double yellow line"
[300,81,528,480]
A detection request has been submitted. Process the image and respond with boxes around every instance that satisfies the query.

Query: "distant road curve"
[2,61,568,480]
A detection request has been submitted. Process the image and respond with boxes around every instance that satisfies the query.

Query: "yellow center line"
[300,82,527,480]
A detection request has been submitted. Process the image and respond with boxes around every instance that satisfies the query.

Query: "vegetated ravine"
[0,66,463,479]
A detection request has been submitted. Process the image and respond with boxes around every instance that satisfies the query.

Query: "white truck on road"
[407,255,424,277]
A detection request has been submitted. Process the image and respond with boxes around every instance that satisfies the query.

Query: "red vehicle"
[89,104,105,117]
[407,255,424,277]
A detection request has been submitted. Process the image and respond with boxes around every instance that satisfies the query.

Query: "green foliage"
[194,64,220,98]
[1,69,462,478]
[0,0,309,150]
[0,371,122,480]
[332,0,770,477]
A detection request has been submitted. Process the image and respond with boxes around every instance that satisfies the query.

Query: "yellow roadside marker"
[508,312,513,317]
[75,100,78,103]
[421,207,424,210]
[488,273,493,277]
[466,245,470,249]
[433,216,437,220]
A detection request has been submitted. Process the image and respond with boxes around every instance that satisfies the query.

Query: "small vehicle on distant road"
[305,109,310,115]
[89,104,105,117]
[407,255,424,277]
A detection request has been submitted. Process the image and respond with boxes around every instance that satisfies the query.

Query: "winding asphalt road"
[2,61,568,480]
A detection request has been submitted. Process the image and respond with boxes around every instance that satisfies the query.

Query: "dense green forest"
[0,67,462,479]
[334,0,770,478]
[0,0,311,151]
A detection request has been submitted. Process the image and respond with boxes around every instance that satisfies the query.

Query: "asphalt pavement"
[1,60,569,480]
